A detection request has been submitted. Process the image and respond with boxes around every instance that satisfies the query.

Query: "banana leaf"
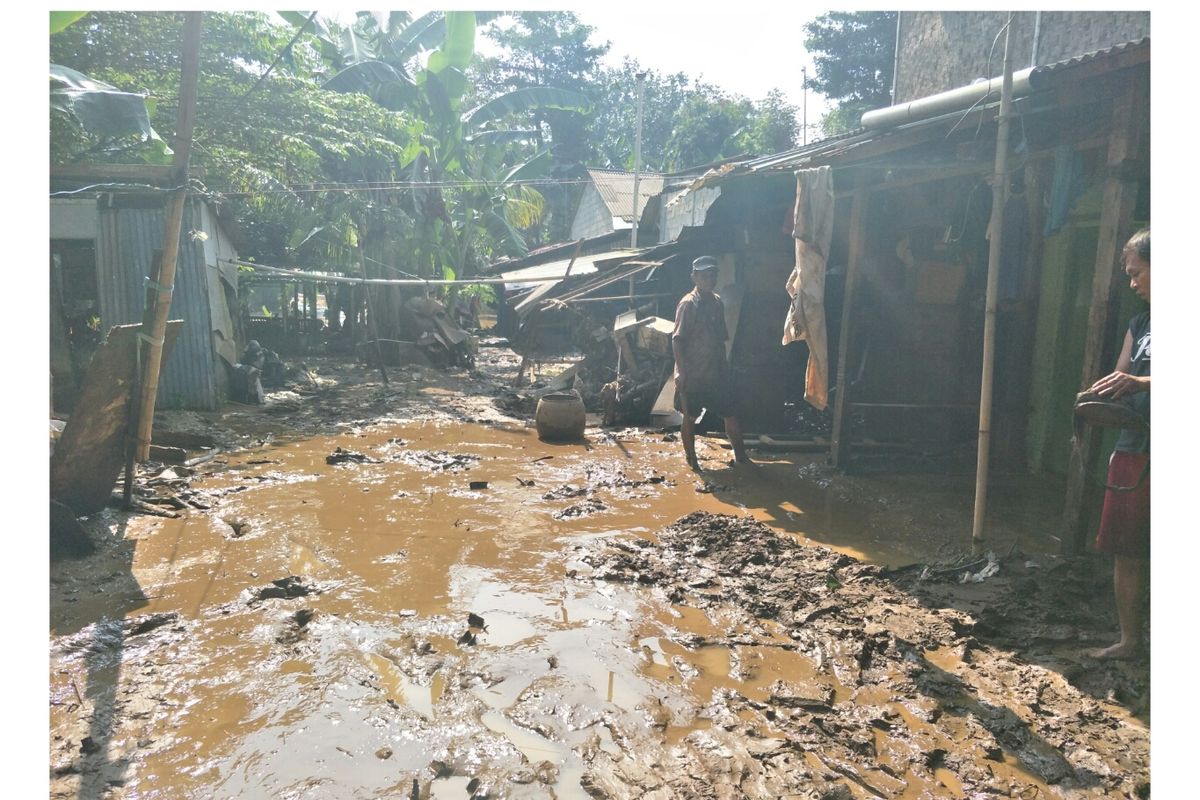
[463,87,593,129]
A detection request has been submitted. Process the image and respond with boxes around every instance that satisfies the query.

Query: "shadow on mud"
[51,514,153,799]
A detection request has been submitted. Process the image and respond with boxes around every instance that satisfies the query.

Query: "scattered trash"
[469,480,489,490]
[468,612,486,629]
[326,447,380,465]
[960,552,1001,584]
[248,576,321,604]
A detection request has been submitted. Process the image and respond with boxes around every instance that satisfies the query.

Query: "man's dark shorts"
[674,382,740,422]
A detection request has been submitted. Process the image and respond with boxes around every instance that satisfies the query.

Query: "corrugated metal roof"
[500,247,646,287]
[688,35,1149,187]
[586,169,665,223]
[1030,36,1149,81]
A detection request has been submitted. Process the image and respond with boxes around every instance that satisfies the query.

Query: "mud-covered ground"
[49,341,1149,799]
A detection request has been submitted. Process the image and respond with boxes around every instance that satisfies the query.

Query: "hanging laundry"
[782,166,835,410]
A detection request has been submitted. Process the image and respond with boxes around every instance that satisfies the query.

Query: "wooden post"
[830,171,871,470]
[133,12,202,461]
[999,158,1047,466]
[971,14,1015,545]
[1061,76,1145,553]
[357,229,389,385]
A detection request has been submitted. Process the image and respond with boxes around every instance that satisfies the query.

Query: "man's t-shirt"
[1115,310,1150,454]
[672,288,728,391]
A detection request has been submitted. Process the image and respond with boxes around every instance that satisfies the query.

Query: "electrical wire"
[945,16,1012,140]
[224,257,584,286]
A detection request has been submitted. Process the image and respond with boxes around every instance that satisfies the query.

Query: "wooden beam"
[1061,76,1146,553]
[830,172,872,470]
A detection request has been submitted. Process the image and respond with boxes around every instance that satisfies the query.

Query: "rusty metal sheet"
[49,320,184,514]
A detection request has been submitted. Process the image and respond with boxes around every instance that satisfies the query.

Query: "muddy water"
[49,421,1060,798]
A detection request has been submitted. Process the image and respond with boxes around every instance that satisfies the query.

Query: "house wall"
[89,197,222,410]
[49,199,98,239]
[570,185,618,240]
[894,11,1150,103]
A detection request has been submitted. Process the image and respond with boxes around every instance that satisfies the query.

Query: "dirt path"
[49,344,1149,798]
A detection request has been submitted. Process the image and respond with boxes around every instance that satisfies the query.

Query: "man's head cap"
[692,255,718,273]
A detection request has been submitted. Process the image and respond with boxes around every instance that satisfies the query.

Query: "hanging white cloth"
[782,166,835,409]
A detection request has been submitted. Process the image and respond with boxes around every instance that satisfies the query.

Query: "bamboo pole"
[133,12,203,461]
[971,14,1016,544]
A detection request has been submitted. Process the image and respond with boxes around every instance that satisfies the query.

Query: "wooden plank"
[50,321,183,514]
[1061,78,1145,554]
[830,173,872,469]
[50,164,180,185]
[151,430,217,449]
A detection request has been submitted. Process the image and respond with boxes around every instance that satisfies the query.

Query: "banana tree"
[50,12,172,162]
[282,10,591,274]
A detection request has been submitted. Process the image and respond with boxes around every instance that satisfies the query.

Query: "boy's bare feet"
[1088,641,1141,661]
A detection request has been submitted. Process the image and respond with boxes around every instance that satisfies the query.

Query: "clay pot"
[536,392,586,442]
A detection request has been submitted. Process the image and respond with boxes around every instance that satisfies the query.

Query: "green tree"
[475,11,610,244]
[664,90,756,169]
[51,12,421,273]
[589,60,697,172]
[287,11,591,274]
[803,11,896,135]
[734,90,800,155]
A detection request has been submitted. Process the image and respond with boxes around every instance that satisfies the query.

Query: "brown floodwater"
[49,420,1062,798]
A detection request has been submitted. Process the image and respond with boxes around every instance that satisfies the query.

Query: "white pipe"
[861,65,1033,130]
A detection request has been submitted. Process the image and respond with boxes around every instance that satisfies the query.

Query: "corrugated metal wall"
[658,185,722,243]
[95,198,220,410]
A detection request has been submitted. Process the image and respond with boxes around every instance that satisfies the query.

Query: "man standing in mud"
[672,255,750,470]
[1087,228,1150,661]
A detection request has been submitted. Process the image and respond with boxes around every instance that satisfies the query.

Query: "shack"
[684,34,1149,551]
[569,168,664,242]
[50,164,243,412]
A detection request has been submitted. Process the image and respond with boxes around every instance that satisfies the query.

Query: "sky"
[571,7,831,118]
[313,6,833,139]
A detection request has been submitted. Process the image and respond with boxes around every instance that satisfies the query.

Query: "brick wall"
[894,11,1150,103]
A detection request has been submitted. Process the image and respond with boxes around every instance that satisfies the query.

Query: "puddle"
[50,418,1129,798]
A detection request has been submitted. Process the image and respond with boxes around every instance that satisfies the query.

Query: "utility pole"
[631,71,647,249]
[971,13,1016,545]
[802,66,808,146]
[133,11,202,461]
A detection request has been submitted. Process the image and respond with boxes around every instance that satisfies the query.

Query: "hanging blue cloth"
[1044,143,1085,237]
